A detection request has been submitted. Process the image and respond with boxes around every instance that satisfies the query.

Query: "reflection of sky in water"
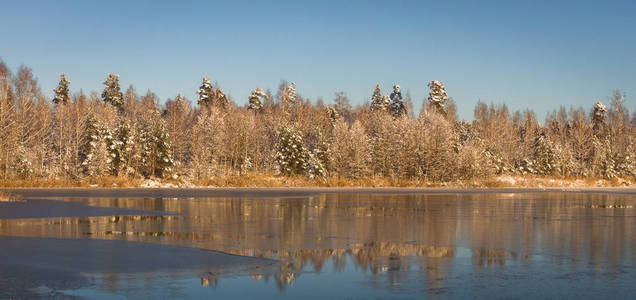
[1,192,635,298]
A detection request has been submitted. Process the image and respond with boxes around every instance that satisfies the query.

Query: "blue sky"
[1,0,634,120]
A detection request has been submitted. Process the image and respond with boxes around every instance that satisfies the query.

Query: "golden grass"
[0,191,22,202]
[0,174,631,188]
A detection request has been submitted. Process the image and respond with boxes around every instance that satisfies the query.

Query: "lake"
[1,189,634,299]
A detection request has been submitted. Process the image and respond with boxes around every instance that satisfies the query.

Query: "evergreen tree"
[282,82,297,106]
[78,113,109,177]
[325,105,340,125]
[389,84,407,117]
[370,84,385,111]
[533,133,562,175]
[106,120,135,176]
[102,73,124,112]
[52,74,70,105]
[139,113,175,178]
[591,101,606,136]
[276,126,309,176]
[428,80,449,114]
[248,87,267,111]
[197,77,229,108]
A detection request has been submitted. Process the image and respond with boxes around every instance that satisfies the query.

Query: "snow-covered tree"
[190,109,225,179]
[139,113,175,178]
[325,105,340,125]
[282,82,297,106]
[102,73,124,112]
[197,77,214,106]
[106,120,135,176]
[389,84,407,117]
[78,113,109,177]
[248,87,268,111]
[330,120,371,178]
[428,80,448,114]
[52,74,70,105]
[276,126,309,176]
[370,84,386,111]
[11,144,32,179]
[197,77,229,108]
[532,133,563,175]
[591,101,606,135]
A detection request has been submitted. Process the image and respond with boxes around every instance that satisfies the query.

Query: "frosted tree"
[78,113,109,177]
[325,105,340,125]
[282,82,297,106]
[389,84,407,117]
[139,114,175,178]
[106,120,135,176]
[102,73,124,112]
[276,126,309,176]
[11,144,32,179]
[197,77,229,108]
[330,120,371,178]
[532,133,563,175]
[591,101,606,135]
[428,80,449,114]
[370,84,386,111]
[52,74,70,105]
[248,87,268,111]
[190,109,225,179]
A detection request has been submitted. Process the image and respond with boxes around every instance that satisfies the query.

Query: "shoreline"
[3,186,636,198]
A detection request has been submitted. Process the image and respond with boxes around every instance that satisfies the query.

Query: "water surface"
[1,192,634,298]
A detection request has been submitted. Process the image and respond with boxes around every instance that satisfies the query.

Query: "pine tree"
[52,74,70,105]
[197,77,229,108]
[78,113,109,177]
[591,101,606,136]
[139,113,174,178]
[370,84,385,111]
[276,126,309,176]
[389,84,407,117]
[325,105,340,125]
[282,82,297,106]
[248,87,267,111]
[106,120,135,176]
[102,73,124,112]
[11,144,32,179]
[428,80,449,114]
[533,133,562,175]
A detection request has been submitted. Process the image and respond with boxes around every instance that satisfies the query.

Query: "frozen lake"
[1,189,635,299]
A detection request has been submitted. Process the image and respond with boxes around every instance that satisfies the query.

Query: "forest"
[0,60,634,187]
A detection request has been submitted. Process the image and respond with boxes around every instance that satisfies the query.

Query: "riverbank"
[2,185,636,200]
[0,174,634,189]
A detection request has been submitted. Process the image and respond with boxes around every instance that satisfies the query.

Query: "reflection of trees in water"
[0,193,633,291]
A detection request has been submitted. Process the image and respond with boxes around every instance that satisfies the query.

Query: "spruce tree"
[106,120,135,176]
[370,84,385,111]
[139,113,174,178]
[102,73,124,112]
[197,77,214,106]
[79,113,109,177]
[52,74,70,105]
[197,77,229,108]
[276,126,309,176]
[282,82,297,106]
[389,84,407,117]
[428,80,449,114]
[248,87,267,111]
[591,101,606,136]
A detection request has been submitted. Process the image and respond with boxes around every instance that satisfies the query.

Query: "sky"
[1,0,635,120]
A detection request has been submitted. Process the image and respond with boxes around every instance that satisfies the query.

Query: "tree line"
[0,60,634,184]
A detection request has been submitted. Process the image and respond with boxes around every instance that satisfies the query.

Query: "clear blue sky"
[1,0,634,120]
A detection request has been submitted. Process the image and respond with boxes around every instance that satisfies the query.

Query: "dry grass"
[0,191,22,202]
[0,176,143,188]
[0,174,632,189]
